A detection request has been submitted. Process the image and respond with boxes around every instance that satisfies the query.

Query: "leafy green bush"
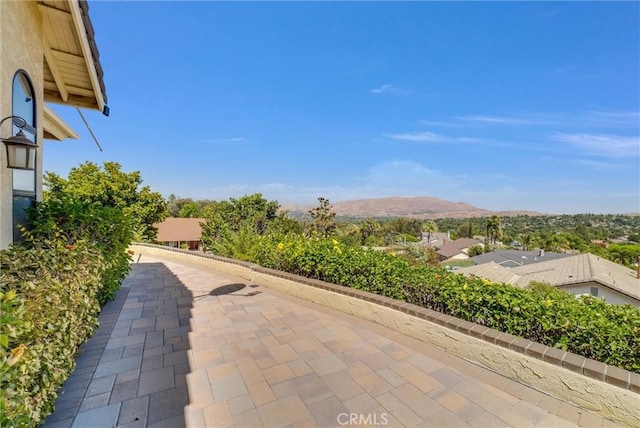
[403,274,640,372]
[0,195,135,425]
[252,234,640,373]
[44,162,167,241]
[0,240,105,426]
[201,194,281,261]
[255,234,410,300]
[24,196,133,305]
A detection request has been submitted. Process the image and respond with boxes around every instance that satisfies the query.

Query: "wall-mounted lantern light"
[0,116,38,170]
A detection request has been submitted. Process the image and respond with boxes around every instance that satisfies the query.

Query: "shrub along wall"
[25,197,133,305]
[0,197,133,426]
[0,241,105,426]
[253,234,640,374]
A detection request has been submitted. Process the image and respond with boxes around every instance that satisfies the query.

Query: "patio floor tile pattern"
[41,255,616,427]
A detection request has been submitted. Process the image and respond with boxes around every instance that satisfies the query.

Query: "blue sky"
[45,1,639,214]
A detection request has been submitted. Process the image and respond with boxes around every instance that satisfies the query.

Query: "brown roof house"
[0,0,108,248]
[458,253,640,307]
[420,231,450,247]
[155,218,207,251]
[436,238,482,261]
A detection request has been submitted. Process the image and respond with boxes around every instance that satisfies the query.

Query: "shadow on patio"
[42,261,195,427]
[42,252,619,428]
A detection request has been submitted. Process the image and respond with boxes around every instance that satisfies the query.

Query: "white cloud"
[572,159,618,171]
[552,133,639,157]
[199,137,247,144]
[457,115,539,125]
[386,131,479,144]
[583,110,640,127]
[203,161,464,205]
[360,160,462,192]
[421,110,639,132]
[188,158,637,213]
[386,131,444,142]
[419,120,463,128]
[207,183,293,200]
[542,156,620,172]
[369,84,412,96]
[370,84,390,94]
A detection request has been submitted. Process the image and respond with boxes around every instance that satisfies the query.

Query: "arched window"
[12,71,36,243]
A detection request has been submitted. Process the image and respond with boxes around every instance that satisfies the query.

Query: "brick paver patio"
[42,255,616,427]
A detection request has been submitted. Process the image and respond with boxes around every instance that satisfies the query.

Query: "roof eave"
[39,0,107,112]
[71,0,106,111]
[43,104,79,140]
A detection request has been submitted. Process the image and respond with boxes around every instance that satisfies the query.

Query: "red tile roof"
[154,218,206,242]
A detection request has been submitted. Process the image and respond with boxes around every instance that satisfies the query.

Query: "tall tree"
[607,244,640,267]
[422,220,438,244]
[359,218,381,246]
[308,197,336,237]
[485,215,501,244]
[520,233,535,251]
[203,193,279,235]
[200,193,280,259]
[44,161,167,241]
[179,201,204,218]
[386,218,423,238]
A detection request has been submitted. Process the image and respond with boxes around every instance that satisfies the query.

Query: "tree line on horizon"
[36,161,639,269]
[165,193,640,268]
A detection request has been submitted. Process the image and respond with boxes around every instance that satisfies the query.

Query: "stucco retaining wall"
[130,244,640,426]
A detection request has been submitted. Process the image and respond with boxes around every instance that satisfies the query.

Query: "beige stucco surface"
[131,244,640,427]
[562,281,636,306]
[0,0,44,249]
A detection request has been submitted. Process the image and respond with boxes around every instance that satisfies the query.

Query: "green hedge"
[0,241,104,426]
[254,234,410,300]
[253,234,640,373]
[25,197,133,305]
[0,197,134,426]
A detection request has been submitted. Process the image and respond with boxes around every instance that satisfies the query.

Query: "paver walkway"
[42,255,616,428]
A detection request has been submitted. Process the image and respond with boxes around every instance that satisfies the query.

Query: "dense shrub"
[24,196,133,305]
[254,234,409,299]
[0,240,105,426]
[0,196,134,425]
[44,162,167,241]
[252,235,640,373]
[403,273,640,371]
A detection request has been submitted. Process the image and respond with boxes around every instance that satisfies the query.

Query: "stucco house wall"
[0,0,45,249]
[561,281,638,307]
[0,0,107,249]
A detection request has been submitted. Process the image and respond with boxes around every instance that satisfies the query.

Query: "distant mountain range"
[281,196,543,219]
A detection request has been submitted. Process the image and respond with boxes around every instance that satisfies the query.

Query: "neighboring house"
[610,236,631,244]
[0,0,108,248]
[469,249,571,269]
[436,238,482,261]
[420,231,450,248]
[458,253,640,307]
[155,218,206,250]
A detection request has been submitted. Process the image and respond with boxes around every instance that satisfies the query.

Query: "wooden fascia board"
[67,0,105,111]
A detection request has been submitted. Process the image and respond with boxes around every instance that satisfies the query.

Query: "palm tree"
[423,220,438,245]
[485,215,501,244]
[521,233,534,251]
